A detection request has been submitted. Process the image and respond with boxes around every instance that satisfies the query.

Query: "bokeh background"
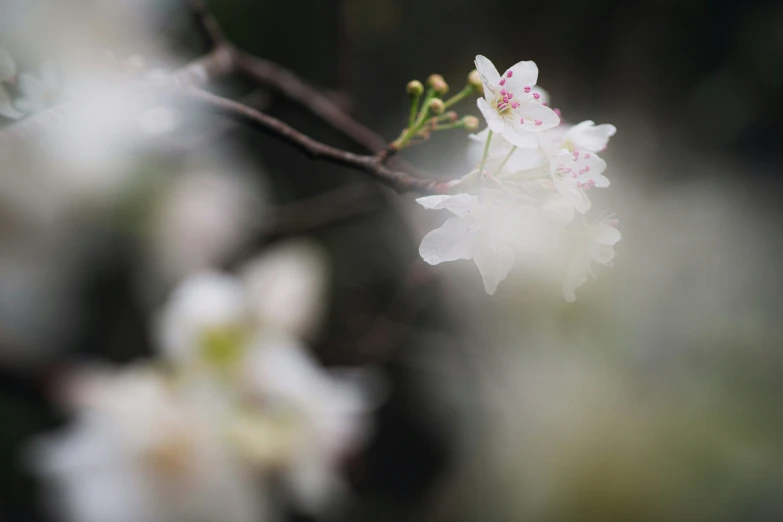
[2,0,783,521]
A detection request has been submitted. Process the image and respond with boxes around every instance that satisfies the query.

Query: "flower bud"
[427,74,449,95]
[406,80,424,96]
[445,111,459,122]
[462,115,479,131]
[428,98,445,115]
[468,70,483,94]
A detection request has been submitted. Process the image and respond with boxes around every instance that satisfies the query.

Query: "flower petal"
[553,178,591,214]
[501,124,538,148]
[415,193,479,218]
[472,243,514,295]
[474,55,500,96]
[562,254,591,302]
[567,121,617,152]
[516,101,560,131]
[592,223,622,246]
[477,98,505,133]
[0,86,23,119]
[419,217,476,265]
[503,61,539,94]
[0,49,15,82]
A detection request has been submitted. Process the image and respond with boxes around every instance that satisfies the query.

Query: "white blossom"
[0,48,23,119]
[474,55,560,148]
[152,172,258,281]
[550,148,610,214]
[417,193,534,295]
[562,216,621,302]
[30,368,265,522]
[244,335,370,513]
[15,62,65,114]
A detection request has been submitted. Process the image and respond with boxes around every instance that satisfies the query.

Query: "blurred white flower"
[0,48,23,119]
[417,193,534,295]
[31,368,265,522]
[155,241,371,512]
[241,239,329,341]
[245,335,370,513]
[551,149,610,214]
[152,172,258,280]
[474,55,560,148]
[15,62,65,114]
[158,271,250,370]
[562,215,621,302]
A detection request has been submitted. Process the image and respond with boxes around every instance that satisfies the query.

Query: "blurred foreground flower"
[30,240,374,521]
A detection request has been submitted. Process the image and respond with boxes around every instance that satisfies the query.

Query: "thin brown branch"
[187,0,227,48]
[233,50,387,153]
[187,89,453,194]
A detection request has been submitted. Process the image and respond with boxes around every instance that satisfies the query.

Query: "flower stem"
[408,92,421,128]
[442,85,473,110]
[477,130,493,174]
[492,145,517,176]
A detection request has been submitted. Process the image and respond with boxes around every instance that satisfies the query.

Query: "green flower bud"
[462,115,480,131]
[428,98,445,115]
[468,70,483,94]
[406,80,424,96]
[428,74,449,95]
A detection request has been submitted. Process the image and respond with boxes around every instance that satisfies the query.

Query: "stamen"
[523,86,531,93]
[499,78,506,86]
[533,93,540,99]
[534,120,542,126]
[507,70,513,78]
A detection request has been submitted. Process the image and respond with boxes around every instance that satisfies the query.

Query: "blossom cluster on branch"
[414,55,621,300]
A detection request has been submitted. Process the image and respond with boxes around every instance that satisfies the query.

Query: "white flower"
[152,172,258,281]
[30,368,265,522]
[15,62,64,114]
[158,271,250,369]
[550,148,610,214]
[417,193,533,295]
[241,239,329,342]
[474,55,560,148]
[562,216,621,302]
[563,120,617,153]
[244,335,370,514]
[0,48,23,119]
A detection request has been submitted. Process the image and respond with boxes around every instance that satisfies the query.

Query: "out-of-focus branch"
[0,0,451,194]
[187,0,226,49]
[188,89,454,194]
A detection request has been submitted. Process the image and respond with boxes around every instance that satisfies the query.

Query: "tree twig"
[187,89,454,194]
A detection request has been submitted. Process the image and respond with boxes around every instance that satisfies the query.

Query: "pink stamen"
[520,118,525,124]
[584,153,591,159]
[507,70,513,78]
[534,120,542,126]
[554,108,562,117]
[588,179,596,186]
[499,78,506,86]
[523,86,531,93]
[533,93,540,99]
[500,89,507,96]
[542,102,548,106]
[584,166,591,172]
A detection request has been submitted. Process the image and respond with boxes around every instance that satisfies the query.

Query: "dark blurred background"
[2,0,783,521]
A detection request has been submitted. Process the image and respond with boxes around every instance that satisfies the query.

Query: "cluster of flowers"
[31,241,373,522]
[416,56,621,300]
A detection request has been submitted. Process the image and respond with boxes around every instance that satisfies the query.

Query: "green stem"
[442,85,474,110]
[477,130,493,174]
[394,88,437,149]
[408,92,421,128]
[492,146,517,176]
